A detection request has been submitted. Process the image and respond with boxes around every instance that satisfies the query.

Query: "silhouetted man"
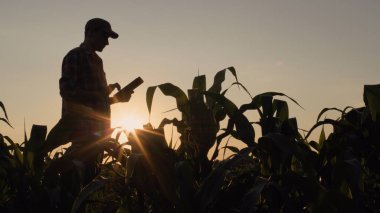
[44,18,132,209]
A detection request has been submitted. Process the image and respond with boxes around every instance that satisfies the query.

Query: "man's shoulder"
[65,46,86,57]
[63,46,87,62]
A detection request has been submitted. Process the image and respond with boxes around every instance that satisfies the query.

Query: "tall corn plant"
[201,90,321,211]
[70,124,181,213]
[211,85,380,212]
[238,92,315,175]
[0,101,53,212]
[146,67,255,176]
[115,67,254,212]
[297,84,380,212]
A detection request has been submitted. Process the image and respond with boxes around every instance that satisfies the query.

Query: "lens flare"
[112,114,145,132]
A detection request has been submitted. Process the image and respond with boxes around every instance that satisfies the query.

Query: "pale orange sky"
[1,0,379,147]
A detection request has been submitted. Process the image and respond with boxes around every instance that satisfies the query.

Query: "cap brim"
[105,30,118,39]
[109,31,118,39]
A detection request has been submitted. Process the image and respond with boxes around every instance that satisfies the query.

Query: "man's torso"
[59,43,111,134]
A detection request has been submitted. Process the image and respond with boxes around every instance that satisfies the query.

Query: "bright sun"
[121,116,145,131]
[112,114,146,132]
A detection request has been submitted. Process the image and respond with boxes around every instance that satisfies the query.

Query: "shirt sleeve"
[59,51,81,101]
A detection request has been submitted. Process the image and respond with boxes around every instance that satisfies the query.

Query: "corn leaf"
[309,141,320,151]
[319,126,326,147]
[192,75,206,91]
[27,125,47,152]
[206,66,238,108]
[239,177,268,212]
[203,92,238,117]
[26,152,34,171]
[23,118,27,144]
[223,145,240,154]
[316,107,343,122]
[305,119,345,139]
[261,95,274,118]
[230,82,252,98]
[147,83,189,117]
[205,92,255,145]
[196,154,244,211]
[146,86,157,119]
[0,118,13,128]
[71,178,116,213]
[211,122,234,160]
[282,118,299,137]
[175,161,195,209]
[4,136,23,166]
[126,153,142,178]
[44,119,70,152]
[0,101,10,121]
[221,136,233,159]
[273,100,289,121]
[364,84,380,121]
[246,92,303,111]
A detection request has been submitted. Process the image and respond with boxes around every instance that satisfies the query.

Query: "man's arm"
[60,51,106,102]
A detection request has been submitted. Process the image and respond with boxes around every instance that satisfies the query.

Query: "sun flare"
[112,113,146,132]
[120,117,145,131]
[123,117,145,132]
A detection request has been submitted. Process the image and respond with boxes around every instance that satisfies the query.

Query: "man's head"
[84,18,118,52]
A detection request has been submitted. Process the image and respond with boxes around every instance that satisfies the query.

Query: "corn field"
[1,67,380,212]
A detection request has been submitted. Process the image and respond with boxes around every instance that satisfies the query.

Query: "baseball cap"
[85,18,119,39]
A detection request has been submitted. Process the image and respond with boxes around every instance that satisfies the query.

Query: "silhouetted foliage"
[1,70,380,213]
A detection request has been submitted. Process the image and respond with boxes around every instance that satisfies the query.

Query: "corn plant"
[0,101,54,212]
[299,84,380,212]
[2,79,380,212]
[146,66,254,178]
[206,85,380,212]
[199,90,321,212]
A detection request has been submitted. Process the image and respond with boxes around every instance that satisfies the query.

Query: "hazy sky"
[1,0,379,145]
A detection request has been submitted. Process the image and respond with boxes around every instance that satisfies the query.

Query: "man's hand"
[108,83,121,94]
[116,91,134,102]
[110,91,134,104]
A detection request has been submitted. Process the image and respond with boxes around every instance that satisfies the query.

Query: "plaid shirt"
[60,43,111,134]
